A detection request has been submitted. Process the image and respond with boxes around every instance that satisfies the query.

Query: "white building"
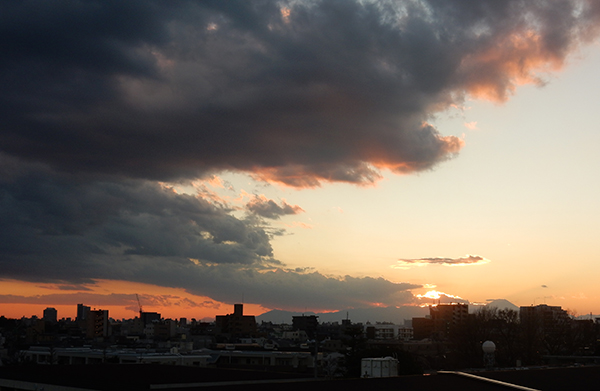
[364,323,413,341]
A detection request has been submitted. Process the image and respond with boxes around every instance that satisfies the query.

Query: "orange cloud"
[464,121,478,130]
[280,7,291,23]
[395,255,491,268]
[250,133,464,188]
[206,175,226,189]
[460,29,565,102]
[250,163,381,188]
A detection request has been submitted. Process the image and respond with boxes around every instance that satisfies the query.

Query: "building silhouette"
[519,304,569,328]
[86,309,109,339]
[412,303,469,340]
[76,304,90,322]
[292,315,319,339]
[140,311,161,325]
[412,316,434,340]
[520,304,571,356]
[215,304,257,338]
[42,307,57,323]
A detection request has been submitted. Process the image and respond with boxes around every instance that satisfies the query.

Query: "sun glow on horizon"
[416,290,466,306]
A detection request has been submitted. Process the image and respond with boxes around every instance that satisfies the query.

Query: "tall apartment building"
[412,303,469,340]
[43,307,58,323]
[292,315,319,339]
[431,303,469,338]
[520,304,571,356]
[77,304,91,322]
[215,304,257,338]
[86,309,109,339]
[520,304,569,333]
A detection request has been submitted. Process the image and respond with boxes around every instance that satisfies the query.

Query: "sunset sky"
[2,0,600,321]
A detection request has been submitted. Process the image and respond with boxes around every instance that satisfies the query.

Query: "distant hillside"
[256,306,428,325]
[575,314,600,321]
[468,299,520,313]
[257,301,524,324]
[485,299,519,312]
[255,309,319,324]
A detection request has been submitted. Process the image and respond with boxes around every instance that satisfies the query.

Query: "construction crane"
[136,293,143,318]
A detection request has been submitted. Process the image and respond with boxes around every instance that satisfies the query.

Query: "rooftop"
[1,364,599,390]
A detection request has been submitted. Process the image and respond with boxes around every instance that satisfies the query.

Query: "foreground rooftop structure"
[1,364,600,390]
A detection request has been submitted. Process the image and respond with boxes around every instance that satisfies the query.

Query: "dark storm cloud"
[3,0,597,185]
[0,155,419,309]
[0,1,510,186]
[0,154,275,284]
[97,261,422,311]
[246,195,304,219]
[176,267,422,311]
[0,273,419,312]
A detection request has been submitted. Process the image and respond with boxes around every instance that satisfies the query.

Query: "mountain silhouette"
[256,306,428,324]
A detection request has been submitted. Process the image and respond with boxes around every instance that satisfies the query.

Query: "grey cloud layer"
[0,155,274,282]
[1,0,599,310]
[0,156,418,309]
[5,0,596,185]
[246,195,304,219]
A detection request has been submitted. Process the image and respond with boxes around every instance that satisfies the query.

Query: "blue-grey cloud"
[246,195,304,219]
[4,1,596,186]
[0,155,276,283]
[0,155,420,309]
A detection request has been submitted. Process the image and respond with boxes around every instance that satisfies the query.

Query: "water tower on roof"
[482,340,496,369]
